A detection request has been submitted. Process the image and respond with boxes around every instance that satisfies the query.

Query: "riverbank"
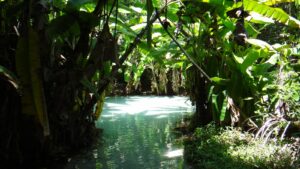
[183,124,300,169]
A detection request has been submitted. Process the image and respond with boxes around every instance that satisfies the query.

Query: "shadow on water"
[64,96,195,169]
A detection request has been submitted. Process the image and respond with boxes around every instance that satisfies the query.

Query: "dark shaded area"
[140,67,153,92]
[166,69,175,95]
[111,67,185,96]
[186,66,212,129]
[0,0,106,168]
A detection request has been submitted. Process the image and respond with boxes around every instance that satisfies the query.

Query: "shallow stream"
[65,96,194,169]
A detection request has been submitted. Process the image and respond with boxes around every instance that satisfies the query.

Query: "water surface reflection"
[65,96,194,169]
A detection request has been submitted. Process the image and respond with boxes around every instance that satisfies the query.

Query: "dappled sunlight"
[164,149,184,158]
[155,115,168,119]
[102,96,194,117]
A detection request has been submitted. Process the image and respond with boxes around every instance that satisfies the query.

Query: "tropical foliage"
[0,0,299,168]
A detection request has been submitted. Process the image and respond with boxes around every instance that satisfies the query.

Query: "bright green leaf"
[233,54,244,65]
[212,94,219,114]
[241,49,261,73]
[246,38,274,51]
[220,96,227,121]
[211,77,230,85]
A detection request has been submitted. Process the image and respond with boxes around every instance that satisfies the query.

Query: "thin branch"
[156,9,211,82]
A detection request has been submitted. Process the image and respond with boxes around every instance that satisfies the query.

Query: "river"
[64,96,194,169]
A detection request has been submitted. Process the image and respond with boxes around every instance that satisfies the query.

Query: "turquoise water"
[65,96,194,169]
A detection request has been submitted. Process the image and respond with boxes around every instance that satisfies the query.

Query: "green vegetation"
[179,0,300,168]
[185,124,300,169]
[0,0,299,168]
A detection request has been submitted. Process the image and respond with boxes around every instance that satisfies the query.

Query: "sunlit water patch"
[64,96,194,169]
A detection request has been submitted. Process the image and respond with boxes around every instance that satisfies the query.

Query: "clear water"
[65,96,194,169]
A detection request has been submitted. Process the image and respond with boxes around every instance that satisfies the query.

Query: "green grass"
[184,124,300,169]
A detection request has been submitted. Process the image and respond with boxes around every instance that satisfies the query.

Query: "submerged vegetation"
[0,0,299,168]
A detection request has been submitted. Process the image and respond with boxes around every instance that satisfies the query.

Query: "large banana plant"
[178,0,300,126]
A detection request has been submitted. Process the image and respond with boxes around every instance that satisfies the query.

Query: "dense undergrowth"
[184,124,300,169]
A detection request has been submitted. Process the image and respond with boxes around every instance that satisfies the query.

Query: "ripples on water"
[65,96,195,169]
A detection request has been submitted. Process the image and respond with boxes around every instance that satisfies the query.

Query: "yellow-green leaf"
[95,91,106,120]
[15,28,50,136]
[211,77,230,85]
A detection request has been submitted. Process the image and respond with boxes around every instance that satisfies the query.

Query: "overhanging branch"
[156,9,211,82]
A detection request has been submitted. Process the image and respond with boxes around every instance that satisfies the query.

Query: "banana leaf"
[15,28,50,136]
[258,0,295,6]
[244,0,300,28]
